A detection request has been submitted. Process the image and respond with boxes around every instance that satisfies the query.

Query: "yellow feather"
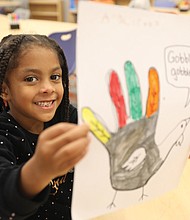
[82,107,111,144]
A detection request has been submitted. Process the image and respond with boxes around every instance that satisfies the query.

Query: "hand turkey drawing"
[81,60,190,208]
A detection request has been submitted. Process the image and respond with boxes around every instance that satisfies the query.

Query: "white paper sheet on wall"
[72,2,190,219]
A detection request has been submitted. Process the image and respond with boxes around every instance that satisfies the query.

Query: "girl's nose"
[39,81,55,93]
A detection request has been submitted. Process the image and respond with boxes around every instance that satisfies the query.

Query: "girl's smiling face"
[2,46,64,134]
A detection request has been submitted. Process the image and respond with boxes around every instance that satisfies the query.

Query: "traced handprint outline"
[81,60,190,207]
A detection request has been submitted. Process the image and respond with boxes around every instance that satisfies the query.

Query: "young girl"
[0,34,90,219]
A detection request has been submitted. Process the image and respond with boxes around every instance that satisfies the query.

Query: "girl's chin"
[39,113,56,123]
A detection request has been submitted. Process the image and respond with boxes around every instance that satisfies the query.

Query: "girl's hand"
[20,123,90,198]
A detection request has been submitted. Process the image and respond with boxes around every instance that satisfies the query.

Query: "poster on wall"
[72,2,190,219]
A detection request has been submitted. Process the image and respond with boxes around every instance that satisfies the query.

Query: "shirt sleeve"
[0,137,50,220]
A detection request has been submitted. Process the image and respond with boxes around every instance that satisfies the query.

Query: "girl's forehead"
[20,46,59,60]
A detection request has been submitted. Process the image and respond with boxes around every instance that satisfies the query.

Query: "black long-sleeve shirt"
[0,105,77,220]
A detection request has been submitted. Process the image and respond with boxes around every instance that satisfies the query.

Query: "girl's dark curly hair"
[0,34,70,124]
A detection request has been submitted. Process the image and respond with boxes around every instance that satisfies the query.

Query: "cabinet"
[29,0,63,21]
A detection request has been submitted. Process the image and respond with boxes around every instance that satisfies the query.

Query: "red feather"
[109,70,128,128]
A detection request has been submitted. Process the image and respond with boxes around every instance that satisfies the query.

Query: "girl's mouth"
[35,101,54,107]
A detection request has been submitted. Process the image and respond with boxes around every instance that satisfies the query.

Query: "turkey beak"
[186,118,190,125]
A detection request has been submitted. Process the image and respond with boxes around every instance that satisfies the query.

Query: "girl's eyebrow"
[52,66,62,72]
[23,66,62,73]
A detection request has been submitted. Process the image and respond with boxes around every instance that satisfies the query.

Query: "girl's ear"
[0,82,10,101]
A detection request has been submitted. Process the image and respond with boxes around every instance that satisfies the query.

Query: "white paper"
[72,2,190,219]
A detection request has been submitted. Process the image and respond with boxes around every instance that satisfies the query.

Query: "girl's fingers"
[46,124,90,152]
[55,136,90,162]
[55,137,90,176]
[34,123,90,178]
[40,122,77,141]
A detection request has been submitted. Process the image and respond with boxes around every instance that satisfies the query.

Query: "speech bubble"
[165,45,190,107]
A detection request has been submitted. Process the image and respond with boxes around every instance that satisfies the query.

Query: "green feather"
[124,61,142,120]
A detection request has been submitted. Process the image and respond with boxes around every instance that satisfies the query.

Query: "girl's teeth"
[36,101,52,107]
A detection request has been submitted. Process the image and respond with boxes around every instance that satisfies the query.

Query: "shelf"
[31,11,59,17]
[29,0,63,21]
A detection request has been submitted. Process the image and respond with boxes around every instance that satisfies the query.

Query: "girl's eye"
[50,74,61,81]
[24,76,38,82]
